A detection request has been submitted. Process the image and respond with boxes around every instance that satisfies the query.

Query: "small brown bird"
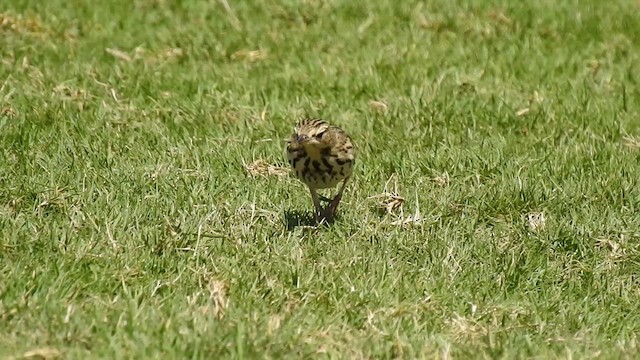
[286,118,356,223]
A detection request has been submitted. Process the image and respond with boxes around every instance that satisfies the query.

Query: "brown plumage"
[286,118,355,223]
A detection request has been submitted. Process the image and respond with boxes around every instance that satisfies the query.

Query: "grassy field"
[2,0,640,358]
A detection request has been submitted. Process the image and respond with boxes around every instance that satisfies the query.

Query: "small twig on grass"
[218,0,242,31]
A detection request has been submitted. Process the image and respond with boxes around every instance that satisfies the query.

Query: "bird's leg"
[308,187,324,223]
[322,176,350,221]
[318,194,333,203]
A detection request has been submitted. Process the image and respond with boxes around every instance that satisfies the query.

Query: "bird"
[286,118,356,223]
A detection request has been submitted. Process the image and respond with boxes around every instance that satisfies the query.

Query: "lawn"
[1,0,640,358]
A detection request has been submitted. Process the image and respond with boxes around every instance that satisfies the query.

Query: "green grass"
[2,0,640,358]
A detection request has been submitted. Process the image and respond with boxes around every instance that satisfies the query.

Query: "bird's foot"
[318,193,343,223]
[314,211,329,225]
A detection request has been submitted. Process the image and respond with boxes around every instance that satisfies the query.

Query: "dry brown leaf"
[368,192,405,214]
[53,84,88,101]
[267,314,283,335]
[1,106,17,118]
[370,174,406,214]
[487,10,513,26]
[142,47,184,63]
[245,159,289,177]
[530,90,544,105]
[368,100,388,113]
[0,12,45,35]
[231,49,268,62]
[105,48,132,62]
[587,59,601,73]
[595,237,622,254]
[23,347,61,360]
[391,198,423,227]
[448,315,487,339]
[415,12,446,31]
[209,279,228,319]
[623,136,640,150]
[159,47,183,59]
[433,172,449,186]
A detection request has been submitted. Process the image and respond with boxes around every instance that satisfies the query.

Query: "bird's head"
[291,120,331,150]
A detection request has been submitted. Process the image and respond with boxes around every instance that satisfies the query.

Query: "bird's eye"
[315,131,325,140]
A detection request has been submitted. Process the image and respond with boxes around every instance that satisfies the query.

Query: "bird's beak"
[297,134,309,144]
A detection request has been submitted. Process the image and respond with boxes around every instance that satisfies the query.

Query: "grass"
[1,0,640,358]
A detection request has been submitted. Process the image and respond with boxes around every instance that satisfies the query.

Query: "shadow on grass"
[374,207,390,218]
[284,210,316,230]
[284,210,343,230]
